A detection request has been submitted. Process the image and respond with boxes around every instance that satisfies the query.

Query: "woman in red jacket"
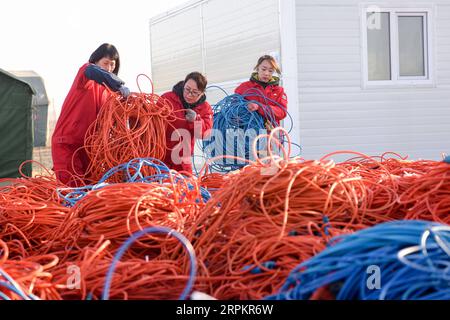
[52,43,130,186]
[235,55,288,130]
[162,72,213,174]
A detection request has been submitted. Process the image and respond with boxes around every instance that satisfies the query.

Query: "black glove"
[185,109,197,123]
[119,86,131,98]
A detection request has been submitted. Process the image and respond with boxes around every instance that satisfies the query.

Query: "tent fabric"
[9,70,49,147]
[9,70,48,106]
[0,70,34,178]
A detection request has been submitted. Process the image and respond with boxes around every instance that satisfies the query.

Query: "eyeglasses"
[184,87,202,98]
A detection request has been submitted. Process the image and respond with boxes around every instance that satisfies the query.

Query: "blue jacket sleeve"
[84,64,125,91]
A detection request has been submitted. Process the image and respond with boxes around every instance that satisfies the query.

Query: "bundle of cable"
[50,179,205,257]
[197,152,399,246]
[84,91,175,183]
[0,168,64,205]
[202,94,280,173]
[194,214,327,300]
[320,152,418,222]
[193,129,368,298]
[0,175,70,256]
[50,228,198,300]
[199,172,229,195]
[398,160,450,224]
[334,153,449,221]
[266,220,450,300]
[0,240,60,300]
[57,158,211,207]
[193,159,373,299]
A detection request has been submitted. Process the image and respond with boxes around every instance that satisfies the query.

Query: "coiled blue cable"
[102,226,197,300]
[202,94,269,172]
[201,87,301,173]
[265,220,450,300]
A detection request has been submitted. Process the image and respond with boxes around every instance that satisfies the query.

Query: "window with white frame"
[362,8,433,85]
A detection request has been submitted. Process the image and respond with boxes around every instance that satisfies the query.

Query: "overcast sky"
[0,0,188,116]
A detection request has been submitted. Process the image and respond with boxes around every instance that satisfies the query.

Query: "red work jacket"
[235,80,288,126]
[162,91,213,174]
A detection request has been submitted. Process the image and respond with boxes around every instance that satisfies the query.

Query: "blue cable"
[236,88,303,156]
[206,85,230,97]
[444,156,450,164]
[201,87,301,173]
[265,220,450,300]
[0,289,11,300]
[0,267,39,300]
[102,226,197,301]
[202,94,268,172]
[57,158,211,207]
[0,282,27,300]
[242,261,277,275]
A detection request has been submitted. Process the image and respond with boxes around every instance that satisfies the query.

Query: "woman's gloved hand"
[185,109,197,123]
[119,86,131,98]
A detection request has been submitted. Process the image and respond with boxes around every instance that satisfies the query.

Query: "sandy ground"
[32,146,53,177]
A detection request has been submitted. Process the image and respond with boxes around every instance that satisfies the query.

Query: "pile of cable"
[194,214,328,300]
[266,220,450,300]
[84,90,175,184]
[2,122,450,300]
[331,152,450,224]
[397,160,450,224]
[198,172,229,195]
[193,130,449,299]
[193,129,360,299]
[0,175,70,257]
[57,158,212,207]
[48,171,207,258]
[0,240,61,300]
[48,227,197,300]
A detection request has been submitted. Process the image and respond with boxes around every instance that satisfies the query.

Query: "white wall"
[296,0,450,161]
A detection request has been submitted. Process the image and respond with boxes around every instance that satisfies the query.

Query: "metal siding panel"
[296,1,450,161]
[150,6,203,93]
[203,0,280,84]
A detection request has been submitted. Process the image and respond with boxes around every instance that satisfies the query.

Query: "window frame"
[361,6,434,88]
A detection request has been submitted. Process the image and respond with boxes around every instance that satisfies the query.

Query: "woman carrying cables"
[162,72,213,174]
[234,55,289,164]
[235,55,288,131]
[52,43,130,187]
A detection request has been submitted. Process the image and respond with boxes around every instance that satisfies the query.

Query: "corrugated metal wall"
[150,5,203,93]
[150,0,281,170]
[150,0,280,104]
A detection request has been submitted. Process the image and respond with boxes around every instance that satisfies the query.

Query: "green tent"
[9,71,49,147]
[0,69,34,178]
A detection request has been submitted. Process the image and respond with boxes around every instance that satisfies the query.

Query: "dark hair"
[89,43,121,75]
[254,55,281,75]
[184,72,207,92]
